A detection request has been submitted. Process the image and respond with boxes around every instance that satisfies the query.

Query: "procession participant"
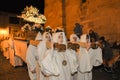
[77,34,103,80]
[26,31,42,80]
[77,34,92,80]
[37,31,52,80]
[41,31,78,80]
[70,34,80,43]
[66,42,78,80]
[29,32,42,47]
[56,32,78,80]
[68,33,80,52]
[56,31,78,76]
[69,34,80,80]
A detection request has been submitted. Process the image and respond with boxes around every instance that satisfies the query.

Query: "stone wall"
[82,0,120,41]
[65,0,81,37]
[45,0,120,41]
[44,0,62,29]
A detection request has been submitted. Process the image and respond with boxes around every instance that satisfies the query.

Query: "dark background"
[0,0,44,14]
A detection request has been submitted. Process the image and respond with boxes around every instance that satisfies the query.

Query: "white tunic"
[66,49,78,80]
[37,32,52,80]
[77,47,103,80]
[41,49,77,80]
[26,31,42,80]
[77,33,103,80]
[37,41,49,80]
[26,45,38,80]
[89,47,103,67]
[78,47,93,73]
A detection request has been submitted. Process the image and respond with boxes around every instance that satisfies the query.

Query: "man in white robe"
[41,31,78,80]
[69,33,80,80]
[26,32,42,80]
[70,34,80,43]
[37,32,52,80]
[77,34,103,80]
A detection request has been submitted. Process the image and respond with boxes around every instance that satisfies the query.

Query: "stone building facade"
[45,0,120,41]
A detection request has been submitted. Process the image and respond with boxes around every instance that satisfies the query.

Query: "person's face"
[45,33,51,41]
[73,36,77,42]
[58,33,63,44]
[91,38,95,42]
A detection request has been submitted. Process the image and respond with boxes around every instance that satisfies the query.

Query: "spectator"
[74,23,83,38]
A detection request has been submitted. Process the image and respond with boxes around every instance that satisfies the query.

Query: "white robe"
[78,47,93,73]
[89,47,103,67]
[66,49,78,80]
[37,32,52,80]
[77,47,93,80]
[54,50,74,80]
[26,31,42,80]
[66,49,78,74]
[37,41,48,80]
[26,45,38,80]
[77,47,103,80]
[41,49,78,80]
[77,34,103,80]
[41,49,60,77]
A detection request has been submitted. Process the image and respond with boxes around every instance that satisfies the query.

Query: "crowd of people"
[25,25,107,80]
[0,23,120,80]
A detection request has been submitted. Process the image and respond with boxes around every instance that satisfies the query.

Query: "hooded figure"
[41,31,78,80]
[69,34,80,52]
[37,32,52,62]
[26,31,42,80]
[70,34,80,43]
[69,34,80,80]
[37,32,52,80]
[53,32,67,45]
[77,34,103,80]
[35,32,42,40]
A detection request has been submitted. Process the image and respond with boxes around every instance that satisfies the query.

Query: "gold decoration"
[62,60,67,66]
[17,5,46,24]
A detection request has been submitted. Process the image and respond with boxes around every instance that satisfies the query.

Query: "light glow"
[0,30,7,35]
[17,5,46,24]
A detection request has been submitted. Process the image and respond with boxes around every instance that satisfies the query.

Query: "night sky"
[0,0,44,14]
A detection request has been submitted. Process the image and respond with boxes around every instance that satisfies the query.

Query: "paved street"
[0,52,30,80]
